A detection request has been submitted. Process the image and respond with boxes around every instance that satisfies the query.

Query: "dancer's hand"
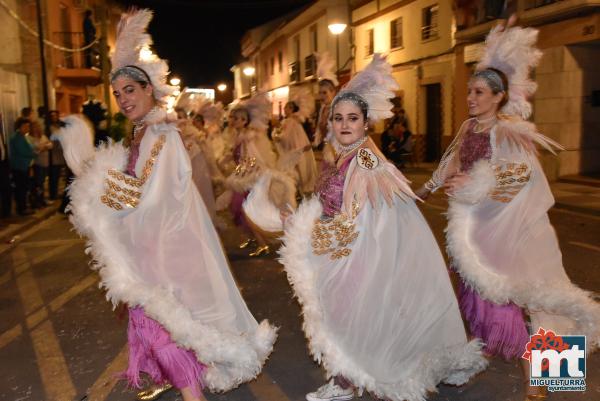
[444,173,471,196]
[414,186,430,201]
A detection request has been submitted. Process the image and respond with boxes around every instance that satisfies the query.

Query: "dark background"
[118,0,313,88]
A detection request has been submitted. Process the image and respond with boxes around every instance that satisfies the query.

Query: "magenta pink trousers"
[125,307,205,397]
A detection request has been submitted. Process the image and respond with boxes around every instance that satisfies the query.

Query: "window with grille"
[390,17,403,49]
[366,28,374,56]
[421,5,439,41]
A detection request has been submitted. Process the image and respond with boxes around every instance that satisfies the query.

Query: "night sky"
[118,0,313,88]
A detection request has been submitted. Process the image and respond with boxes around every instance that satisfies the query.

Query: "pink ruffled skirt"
[125,307,205,397]
[458,280,530,360]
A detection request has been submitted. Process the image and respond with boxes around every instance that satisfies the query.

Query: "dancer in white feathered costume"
[272,88,318,194]
[415,18,600,401]
[218,93,292,256]
[275,54,487,401]
[54,10,276,401]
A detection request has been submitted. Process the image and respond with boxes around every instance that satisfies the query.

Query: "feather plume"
[110,9,176,102]
[289,87,315,122]
[336,53,399,123]
[240,92,272,132]
[476,22,542,119]
[316,51,338,86]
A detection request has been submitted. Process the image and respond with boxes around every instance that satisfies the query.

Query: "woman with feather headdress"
[415,18,600,401]
[272,88,318,194]
[276,54,487,401]
[217,93,279,256]
[54,9,276,401]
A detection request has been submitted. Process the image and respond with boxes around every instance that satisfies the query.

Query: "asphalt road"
[1,170,599,401]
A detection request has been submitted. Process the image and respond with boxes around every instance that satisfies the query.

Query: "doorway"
[424,83,442,162]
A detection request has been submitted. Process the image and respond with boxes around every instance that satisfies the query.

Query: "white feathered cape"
[63,110,277,392]
[279,140,487,401]
[428,117,600,348]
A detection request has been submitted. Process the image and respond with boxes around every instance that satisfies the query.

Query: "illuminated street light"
[217,83,227,92]
[328,23,347,35]
[170,77,181,86]
[243,66,256,77]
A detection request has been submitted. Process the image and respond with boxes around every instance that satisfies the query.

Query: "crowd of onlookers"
[0,106,69,227]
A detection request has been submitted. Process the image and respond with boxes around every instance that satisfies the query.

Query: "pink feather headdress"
[110,9,176,102]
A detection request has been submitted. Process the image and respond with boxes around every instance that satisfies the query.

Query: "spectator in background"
[381,116,413,169]
[37,106,47,133]
[48,110,66,200]
[9,118,35,215]
[83,10,97,68]
[312,79,336,149]
[29,121,52,208]
[0,113,11,218]
[20,107,33,121]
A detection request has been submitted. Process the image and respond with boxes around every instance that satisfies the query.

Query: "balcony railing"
[52,31,100,70]
[289,61,300,83]
[304,54,316,78]
[421,25,440,41]
[525,0,562,9]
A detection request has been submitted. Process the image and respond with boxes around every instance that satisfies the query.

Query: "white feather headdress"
[316,51,339,86]
[476,21,542,119]
[288,88,315,122]
[237,92,272,132]
[110,9,176,102]
[333,53,398,123]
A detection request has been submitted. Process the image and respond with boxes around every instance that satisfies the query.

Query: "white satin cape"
[64,114,277,392]
[428,117,600,348]
[279,143,487,401]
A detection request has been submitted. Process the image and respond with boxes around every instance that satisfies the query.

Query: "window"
[310,24,318,52]
[366,28,374,56]
[421,5,439,41]
[390,17,403,49]
[270,56,275,76]
[293,35,300,62]
[278,51,283,73]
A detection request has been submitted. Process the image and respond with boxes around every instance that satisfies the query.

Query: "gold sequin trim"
[100,135,167,210]
[311,201,360,260]
[234,157,257,177]
[491,162,530,203]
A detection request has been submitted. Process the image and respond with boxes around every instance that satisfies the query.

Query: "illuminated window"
[421,5,439,41]
[390,17,403,49]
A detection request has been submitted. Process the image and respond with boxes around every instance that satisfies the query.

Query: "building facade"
[352,0,457,161]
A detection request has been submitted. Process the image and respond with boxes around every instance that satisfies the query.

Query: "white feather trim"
[279,198,487,401]
[446,201,600,350]
[452,160,496,205]
[51,114,95,176]
[68,141,277,392]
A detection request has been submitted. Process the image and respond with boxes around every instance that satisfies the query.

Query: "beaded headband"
[111,65,152,85]
[472,69,505,93]
[330,92,369,120]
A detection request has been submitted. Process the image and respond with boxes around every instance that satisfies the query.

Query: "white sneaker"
[306,379,354,401]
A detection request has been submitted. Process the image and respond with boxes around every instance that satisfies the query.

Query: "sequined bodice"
[126,142,140,177]
[315,156,353,217]
[459,124,492,172]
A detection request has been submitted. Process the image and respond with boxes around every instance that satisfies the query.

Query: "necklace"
[336,136,367,158]
[473,116,497,134]
[475,115,496,124]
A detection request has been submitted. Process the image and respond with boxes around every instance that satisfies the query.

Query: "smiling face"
[331,100,367,146]
[467,77,504,119]
[111,76,155,122]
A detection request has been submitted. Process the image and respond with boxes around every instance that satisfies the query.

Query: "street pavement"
[0,169,599,401]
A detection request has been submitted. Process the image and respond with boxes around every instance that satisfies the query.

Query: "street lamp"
[242,66,256,77]
[328,23,347,77]
[170,77,181,86]
[217,83,227,92]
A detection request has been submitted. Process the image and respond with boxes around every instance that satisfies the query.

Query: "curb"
[0,202,63,256]
[553,202,600,217]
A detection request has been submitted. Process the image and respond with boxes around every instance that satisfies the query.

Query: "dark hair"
[318,79,336,92]
[193,113,205,126]
[84,9,92,18]
[14,117,30,131]
[21,107,32,117]
[286,101,299,113]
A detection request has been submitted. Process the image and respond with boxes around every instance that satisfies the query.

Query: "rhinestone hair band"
[472,69,505,93]
[330,92,369,120]
[111,65,152,84]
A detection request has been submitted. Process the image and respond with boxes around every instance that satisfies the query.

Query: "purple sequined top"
[459,122,492,172]
[126,142,140,177]
[315,156,354,217]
